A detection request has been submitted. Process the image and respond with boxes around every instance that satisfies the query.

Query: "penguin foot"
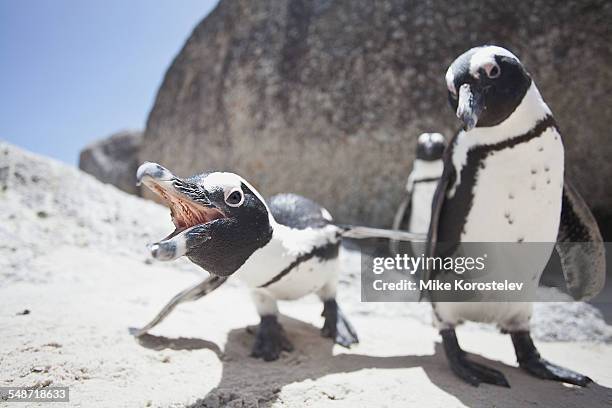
[441,329,510,387]
[511,331,592,386]
[518,358,592,386]
[321,299,359,348]
[250,315,294,361]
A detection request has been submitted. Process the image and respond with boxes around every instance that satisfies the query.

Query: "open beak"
[137,162,225,260]
[456,83,484,131]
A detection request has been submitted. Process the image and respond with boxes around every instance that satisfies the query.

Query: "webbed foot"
[511,331,592,386]
[250,315,293,361]
[321,299,359,348]
[441,329,510,387]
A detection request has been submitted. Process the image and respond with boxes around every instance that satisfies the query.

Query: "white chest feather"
[407,160,443,234]
[233,224,340,300]
[409,181,438,234]
[461,127,564,242]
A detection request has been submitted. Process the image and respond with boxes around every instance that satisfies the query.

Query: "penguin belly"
[234,225,341,301]
[460,128,564,244]
[410,181,438,234]
[262,257,338,301]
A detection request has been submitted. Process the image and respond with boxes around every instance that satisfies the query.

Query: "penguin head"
[137,162,273,276]
[416,132,446,161]
[445,45,532,131]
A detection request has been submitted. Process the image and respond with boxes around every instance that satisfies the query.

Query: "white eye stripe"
[224,187,244,207]
[469,45,518,77]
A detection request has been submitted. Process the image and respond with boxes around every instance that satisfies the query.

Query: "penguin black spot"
[531,183,536,190]
[546,179,551,184]
[531,169,537,175]
[508,193,514,200]
[538,146,544,152]
[517,237,524,243]
[507,218,514,225]
[544,166,550,172]
[504,212,511,219]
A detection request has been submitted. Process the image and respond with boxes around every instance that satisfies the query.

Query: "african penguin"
[134,163,422,361]
[424,45,605,387]
[390,132,446,256]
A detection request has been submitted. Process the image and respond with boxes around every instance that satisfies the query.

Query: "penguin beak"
[137,162,226,260]
[456,84,484,131]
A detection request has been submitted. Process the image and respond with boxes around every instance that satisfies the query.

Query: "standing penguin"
[425,45,605,387]
[134,163,422,361]
[390,132,446,255]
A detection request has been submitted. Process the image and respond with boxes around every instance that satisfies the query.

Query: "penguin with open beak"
[134,163,422,361]
[424,45,606,387]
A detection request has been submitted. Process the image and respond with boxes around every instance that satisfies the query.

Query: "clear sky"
[0,0,218,165]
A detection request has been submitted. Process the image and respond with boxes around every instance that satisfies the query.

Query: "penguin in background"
[133,163,422,361]
[390,132,446,256]
[425,45,606,387]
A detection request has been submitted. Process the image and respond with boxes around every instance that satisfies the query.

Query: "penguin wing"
[392,193,412,231]
[421,139,458,295]
[269,193,332,229]
[131,275,228,337]
[389,192,413,254]
[555,179,606,301]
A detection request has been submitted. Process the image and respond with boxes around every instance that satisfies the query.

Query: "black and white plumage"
[426,45,605,387]
[391,133,446,255]
[134,163,422,361]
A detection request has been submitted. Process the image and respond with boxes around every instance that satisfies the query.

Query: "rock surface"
[142,0,612,234]
[79,130,143,195]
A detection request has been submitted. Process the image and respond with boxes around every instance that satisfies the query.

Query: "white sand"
[1,142,611,407]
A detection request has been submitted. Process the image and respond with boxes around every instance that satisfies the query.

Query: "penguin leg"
[441,328,510,387]
[317,280,359,348]
[510,330,592,386]
[249,289,293,361]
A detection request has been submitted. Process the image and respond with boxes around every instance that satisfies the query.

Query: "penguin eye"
[485,63,501,79]
[225,188,244,207]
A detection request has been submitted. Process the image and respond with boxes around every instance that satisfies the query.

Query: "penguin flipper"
[422,135,458,299]
[389,193,412,255]
[130,275,228,337]
[555,179,606,301]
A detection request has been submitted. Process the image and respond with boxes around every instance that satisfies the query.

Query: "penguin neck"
[407,159,444,190]
[458,83,552,148]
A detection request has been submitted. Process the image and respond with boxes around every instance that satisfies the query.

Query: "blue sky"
[0,0,218,165]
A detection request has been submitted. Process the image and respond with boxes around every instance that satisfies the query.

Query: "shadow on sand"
[136,316,612,407]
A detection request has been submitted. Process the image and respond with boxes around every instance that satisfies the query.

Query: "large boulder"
[142,0,612,235]
[79,130,143,195]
